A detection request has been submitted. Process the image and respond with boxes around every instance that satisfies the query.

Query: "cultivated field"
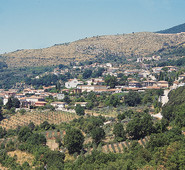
[0,111,79,130]
[102,137,150,153]
[84,136,150,155]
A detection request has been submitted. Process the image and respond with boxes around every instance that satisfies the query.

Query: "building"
[56,93,65,100]
[157,81,169,88]
[65,78,83,89]
[75,102,88,107]
[20,100,31,108]
[142,80,157,87]
[77,85,107,92]
[86,78,104,85]
[18,96,45,108]
[179,74,185,80]
[50,102,67,108]
[128,81,142,88]
[152,67,163,74]
[72,89,82,94]
[152,55,161,60]
[34,101,47,107]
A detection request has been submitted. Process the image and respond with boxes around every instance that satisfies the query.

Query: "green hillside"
[157,23,185,34]
[150,42,185,59]
[162,86,185,127]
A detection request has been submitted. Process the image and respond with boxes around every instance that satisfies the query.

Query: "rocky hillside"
[1,32,185,68]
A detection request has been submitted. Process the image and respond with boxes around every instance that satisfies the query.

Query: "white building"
[77,85,107,92]
[75,102,88,107]
[3,97,8,105]
[50,102,67,108]
[56,93,65,100]
[65,78,82,89]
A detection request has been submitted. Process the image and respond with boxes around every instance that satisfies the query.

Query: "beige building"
[157,81,169,88]
[77,85,107,92]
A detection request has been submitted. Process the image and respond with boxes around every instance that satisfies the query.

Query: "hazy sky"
[0,0,185,54]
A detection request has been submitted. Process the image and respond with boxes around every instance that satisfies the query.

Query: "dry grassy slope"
[1,32,185,68]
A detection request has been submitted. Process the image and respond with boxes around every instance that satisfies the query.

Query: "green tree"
[18,126,32,142]
[6,97,20,109]
[126,113,154,139]
[91,127,105,145]
[22,162,30,170]
[113,123,126,142]
[75,104,85,116]
[0,126,7,138]
[56,81,61,91]
[83,69,92,79]
[42,151,65,169]
[59,64,65,69]
[6,97,13,110]
[0,106,3,121]
[19,109,26,115]
[117,113,125,121]
[40,121,50,130]
[64,128,84,154]
[27,133,46,145]
[92,67,105,78]
[104,75,118,88]
[105,95,120,107]
[28,122,35,131]
[63,96,71,104]
[124,91,141,106]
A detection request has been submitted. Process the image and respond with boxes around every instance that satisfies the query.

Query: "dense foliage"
[158,57,185,67]
[0,65,55,89]
[126,113,155,139]
[124,91,141,106]
[75,104,85,116]
[162,86,185,127]
[64,128,84,154]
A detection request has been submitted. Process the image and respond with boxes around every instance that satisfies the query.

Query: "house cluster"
[62,64,181,93]
[63,78,170,94]
[0,85,90,111]
[152,66,177,73]
[0,86,65,109]
[1,60,184,111]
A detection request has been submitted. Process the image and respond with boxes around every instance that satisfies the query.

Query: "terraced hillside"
[1,32,185,68]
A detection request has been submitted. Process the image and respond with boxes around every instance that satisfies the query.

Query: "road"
[152,81,185,119]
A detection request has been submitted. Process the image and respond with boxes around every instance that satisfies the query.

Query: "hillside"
[149,41,185,59]
[1,32,185,68]
[162,85,185,127]
[157,23,185,34]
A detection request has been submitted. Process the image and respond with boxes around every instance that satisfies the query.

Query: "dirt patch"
[0,164,8,170]
[7,150,34,166]
[46,139,58,151]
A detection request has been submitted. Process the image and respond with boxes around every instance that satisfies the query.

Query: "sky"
[0,0,185,54]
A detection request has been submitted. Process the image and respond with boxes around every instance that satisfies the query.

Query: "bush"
[75,104,85,116]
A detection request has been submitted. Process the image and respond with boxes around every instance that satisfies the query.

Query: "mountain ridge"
[1,32,185,68]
